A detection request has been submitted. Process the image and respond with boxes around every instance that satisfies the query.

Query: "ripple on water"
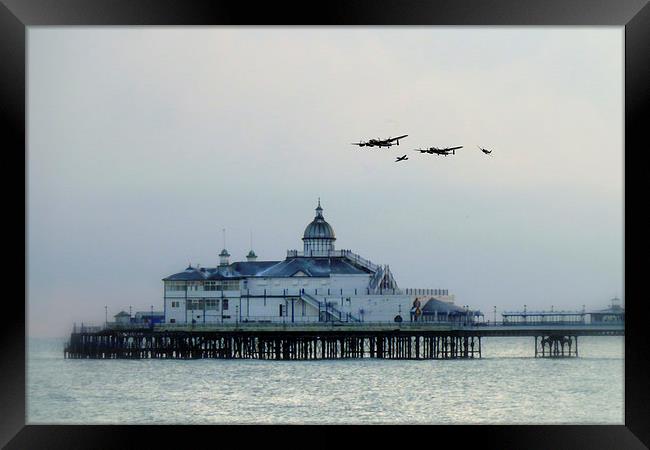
[27,337,624,424]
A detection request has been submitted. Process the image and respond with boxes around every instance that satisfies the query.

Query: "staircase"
[301,292,361,323]
[368,265,385,292]
[340,249,380,273]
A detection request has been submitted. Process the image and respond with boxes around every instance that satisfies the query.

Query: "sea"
[27,336,624,425]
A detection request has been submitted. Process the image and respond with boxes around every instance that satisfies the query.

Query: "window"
[222,299,229,310]
[205,299,219,310]
[204,280,240,291]
[187,281,202,291]
[187,299,204,310]
[170,319,176,323]
[166,281,186,291]
[222,280,240,291]
[279,304,284,317]
[171,301,180,308]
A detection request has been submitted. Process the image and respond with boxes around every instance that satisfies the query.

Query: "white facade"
[162,202,457,324]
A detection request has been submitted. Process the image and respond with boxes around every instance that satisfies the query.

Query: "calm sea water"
[27,336,624,424]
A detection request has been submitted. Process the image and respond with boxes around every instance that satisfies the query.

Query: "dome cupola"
[302,199,336,254]
[218,228,230,266]
[219,248,230,266]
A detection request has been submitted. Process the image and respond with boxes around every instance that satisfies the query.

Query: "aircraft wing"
[388,134,408,142]
[446,146,463,151]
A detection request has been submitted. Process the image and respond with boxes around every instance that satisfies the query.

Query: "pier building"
[162,200,469,325]
[501,298,625,326]
[588,297,624,323]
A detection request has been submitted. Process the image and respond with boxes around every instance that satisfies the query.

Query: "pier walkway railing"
[146,321,624,335]
[74,320,625,333]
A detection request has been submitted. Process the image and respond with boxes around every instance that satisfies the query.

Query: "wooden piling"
[64,329,499,361]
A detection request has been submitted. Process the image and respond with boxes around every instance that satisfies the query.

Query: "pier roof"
[588,305,625,315]
[163,256,370,281]
[257,257,371,278]
[422,298,482,316]
[163,266,209,281]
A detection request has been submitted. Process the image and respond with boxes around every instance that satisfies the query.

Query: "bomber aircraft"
[413,146,463,156]
[395,155,409,162]
[478,146,493,155]
[351,134,408,148]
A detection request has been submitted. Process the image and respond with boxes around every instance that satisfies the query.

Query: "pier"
[64,323,623,360]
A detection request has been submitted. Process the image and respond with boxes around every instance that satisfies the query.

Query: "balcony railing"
[241,287,407,297]
[286,249,380,272]
[404,288,450,296]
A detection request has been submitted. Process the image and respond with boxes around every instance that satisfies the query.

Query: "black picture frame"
[2,0,648,448]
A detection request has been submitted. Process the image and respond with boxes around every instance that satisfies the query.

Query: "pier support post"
[535,334,578,358]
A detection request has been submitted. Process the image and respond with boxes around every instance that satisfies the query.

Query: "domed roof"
[302,199,336,241]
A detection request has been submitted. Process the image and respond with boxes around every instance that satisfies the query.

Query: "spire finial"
[246,229,257,260]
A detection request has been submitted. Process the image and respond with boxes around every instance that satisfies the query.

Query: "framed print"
[2,0,648,448]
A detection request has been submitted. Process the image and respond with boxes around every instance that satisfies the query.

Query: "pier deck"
[64,323,623,360]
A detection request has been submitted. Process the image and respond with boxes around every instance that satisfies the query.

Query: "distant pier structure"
[502,298,624,326]
[502,308,588,326]
[499,299,624,358]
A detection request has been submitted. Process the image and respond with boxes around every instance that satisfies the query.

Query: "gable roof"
[421,298,467,314]
[163,257,372,281]
[257,257,371,278]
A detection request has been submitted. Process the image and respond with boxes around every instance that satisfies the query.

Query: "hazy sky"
[28,27,623,337]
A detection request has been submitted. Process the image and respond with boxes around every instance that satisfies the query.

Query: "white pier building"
[163,200,464,324]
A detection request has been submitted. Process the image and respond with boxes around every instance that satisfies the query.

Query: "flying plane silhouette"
[478,146,493,155]
[352,135,408,148]
[395,155,408,162]
[413,146,463,156]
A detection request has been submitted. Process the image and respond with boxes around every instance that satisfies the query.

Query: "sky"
[27,27,623,337]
